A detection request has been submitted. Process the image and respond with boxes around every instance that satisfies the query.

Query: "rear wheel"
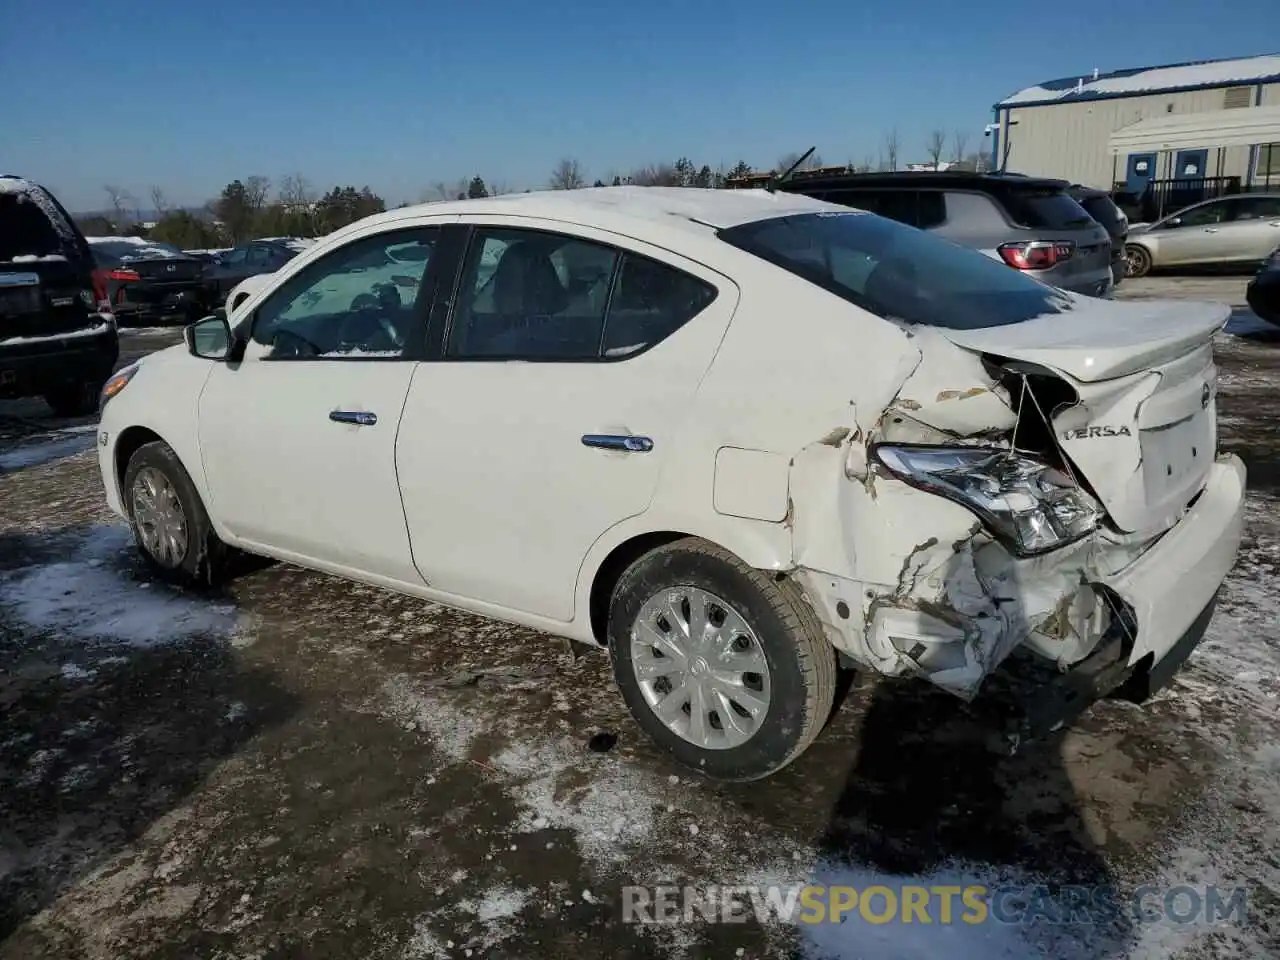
[607,538,837,781]
[44,378,104,418]
[1124,244,1152,279]
[123,440,227,586]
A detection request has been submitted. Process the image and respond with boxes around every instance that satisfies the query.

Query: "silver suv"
[773,172,1115,298]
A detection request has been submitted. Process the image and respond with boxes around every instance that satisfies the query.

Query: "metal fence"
[1110,176,1274,222]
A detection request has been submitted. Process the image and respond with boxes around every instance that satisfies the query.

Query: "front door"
[396,220,737,622]
[197,225,444,584]
[1154,198,1230,266]
[1125,153,1157,195]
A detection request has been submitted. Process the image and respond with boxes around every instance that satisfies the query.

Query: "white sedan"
[96,187,1245,780]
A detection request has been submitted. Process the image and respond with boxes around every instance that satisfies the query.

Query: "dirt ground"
[2,286,1278,960]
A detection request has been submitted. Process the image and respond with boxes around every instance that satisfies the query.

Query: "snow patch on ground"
[381,675,488,762]
[403,883,533,959]
[0,433,95,472]
[0,525,242,645]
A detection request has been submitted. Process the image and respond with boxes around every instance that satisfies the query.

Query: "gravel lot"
[2,283,1277,959]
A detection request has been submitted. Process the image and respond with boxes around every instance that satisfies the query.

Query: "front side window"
[222,247,248,266]
[1168,201,1227,228]
[720,210,1073,330]
[250,228,437,359]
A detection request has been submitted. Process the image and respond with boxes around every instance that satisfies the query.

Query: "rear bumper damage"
[796,455,1243,737]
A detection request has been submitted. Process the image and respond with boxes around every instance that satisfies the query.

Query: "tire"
[607,538,837,782]
[123,440,227,586]
[1124,244,1152,279]
[44,379,104,418]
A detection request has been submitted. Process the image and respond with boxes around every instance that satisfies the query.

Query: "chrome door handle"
[582,434,653,453]
[330,410,377,426]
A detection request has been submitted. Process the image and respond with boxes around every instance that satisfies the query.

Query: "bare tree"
[951,130,970,164]
[629,163,679,187]
[103,185,136,229]
[488,180,513,197]
[926,130,947,170]
[279,173,313,208]
[549,158,586,190]
[883,130,901,172]
[149,186,169,217]
[244,175,271,214]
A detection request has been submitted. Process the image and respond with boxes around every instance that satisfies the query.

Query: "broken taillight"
[998,240,1075,270]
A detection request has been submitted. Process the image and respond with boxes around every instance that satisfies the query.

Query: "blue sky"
[3,0,1277,211]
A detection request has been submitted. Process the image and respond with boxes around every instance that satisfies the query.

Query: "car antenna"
[767,147,816,193]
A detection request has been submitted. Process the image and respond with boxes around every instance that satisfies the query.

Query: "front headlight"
[100,363,139,407]
[872,444,1101,557]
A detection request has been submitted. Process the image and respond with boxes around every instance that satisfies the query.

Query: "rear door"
[395,219,736,622]
[1217,195,1280,261]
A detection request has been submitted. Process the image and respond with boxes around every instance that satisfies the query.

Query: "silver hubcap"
[629,586,772,750]
[131,467,188,566]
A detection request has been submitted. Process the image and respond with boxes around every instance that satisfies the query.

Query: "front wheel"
[1124,244,1152,279]
[607,538,837,781]
[123,440,227,586]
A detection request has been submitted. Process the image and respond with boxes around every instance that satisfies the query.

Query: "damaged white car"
[94,187,1245,781]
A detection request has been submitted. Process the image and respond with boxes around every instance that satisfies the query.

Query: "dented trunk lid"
[933,298,1228,534]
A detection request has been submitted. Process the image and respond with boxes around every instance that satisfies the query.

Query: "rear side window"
[0,192,62,260]
[603,254,716,358]
[719,211,1073,331]
[1002,189,1094,229]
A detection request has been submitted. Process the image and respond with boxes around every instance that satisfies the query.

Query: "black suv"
[749,170,1115,298]
[0,175,119,416]
[1068,184,1129,286]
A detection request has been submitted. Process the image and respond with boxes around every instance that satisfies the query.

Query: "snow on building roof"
[996,53,1280,108]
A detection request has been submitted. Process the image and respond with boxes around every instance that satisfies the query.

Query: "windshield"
[719,211,1075,330]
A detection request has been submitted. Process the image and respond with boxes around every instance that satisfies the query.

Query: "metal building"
[991,54,1280,198]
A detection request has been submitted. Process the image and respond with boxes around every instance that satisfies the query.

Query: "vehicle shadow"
[0,525,296,941]
[810,547,1138,955]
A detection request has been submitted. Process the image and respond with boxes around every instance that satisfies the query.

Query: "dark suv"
[0,175,119,416]
[760,171,1115,298]
[1068,184,1128,286]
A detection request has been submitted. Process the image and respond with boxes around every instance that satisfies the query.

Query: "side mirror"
[184,312,233,360]
[1164,217,1182,229]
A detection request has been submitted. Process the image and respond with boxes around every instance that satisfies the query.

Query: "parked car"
[0,175,119,416]
[89,237,211,326]
[96,187,1244,780]
[204,238,310,303]
[761,171,1115,298]
[1246,244,1280,326]
[1069,184,1128,286]
[1123,193,1280,278]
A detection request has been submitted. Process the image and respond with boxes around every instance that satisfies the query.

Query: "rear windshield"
[0,192,63,261]
[1077,195,1125,230]
[719,210,1074,330]
[1002,189,1094,229]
